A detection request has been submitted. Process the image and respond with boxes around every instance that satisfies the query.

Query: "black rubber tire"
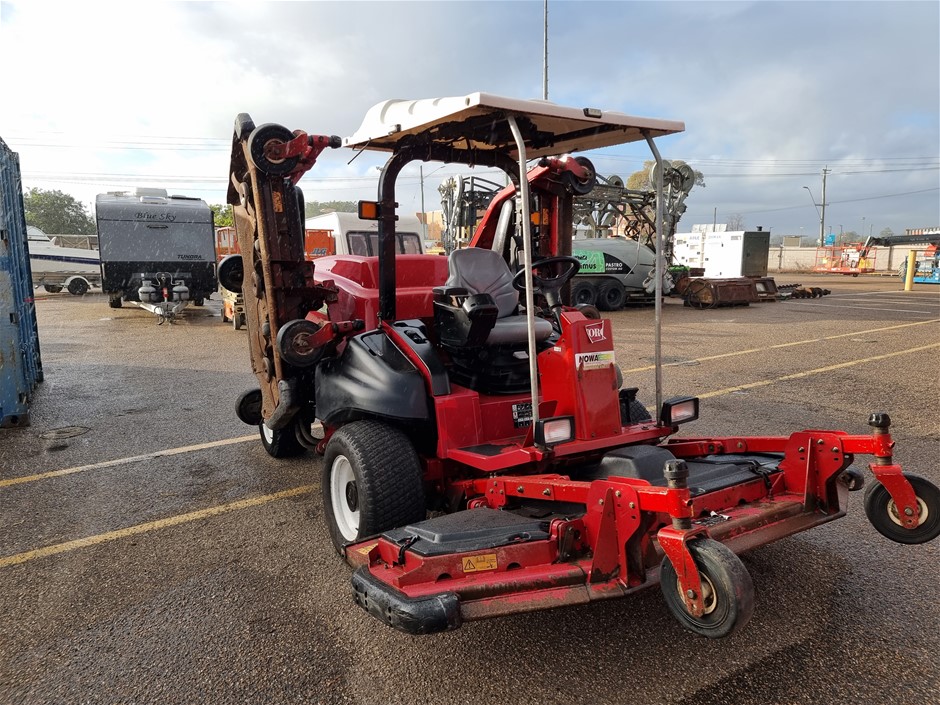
[623,398,652,425]
[108,295,122,308]
[864,473,940,544]
[259,421,305,459]
[321,421,426,554]
[595,280,625,311]
[43,284,62,293]
[575,303,602,320]
[660,538,754,639]
[571,280,597,306]
[233,313,244,331]
[563,156,597,195]
[67,278,89,296]
[248,123,299,176]
[193,297,204,307]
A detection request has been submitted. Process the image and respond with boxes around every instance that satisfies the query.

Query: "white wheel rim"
[330,454,359,541]
[677,573,718,615]
[261,424,274,444]
[887,496,928,527]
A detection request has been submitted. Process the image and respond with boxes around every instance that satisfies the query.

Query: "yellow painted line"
[0,484,313,569]
[0,435,257,489]
[622,319,940,373]
[698,342,940,399]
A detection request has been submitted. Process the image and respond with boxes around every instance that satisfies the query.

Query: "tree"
[304,200,357,218]
[726,213,746,231]
[23,188,95,235]
[625,160,705,191]
[210,204,234,228]
[879,227,895,238]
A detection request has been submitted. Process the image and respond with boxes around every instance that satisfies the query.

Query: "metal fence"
[0,137,43,427]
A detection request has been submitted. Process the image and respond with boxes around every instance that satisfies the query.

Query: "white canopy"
[344,92,684,159]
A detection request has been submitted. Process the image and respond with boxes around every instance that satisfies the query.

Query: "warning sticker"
[355,541,379,556]
[462,553,498,573]
[575,351,615,370]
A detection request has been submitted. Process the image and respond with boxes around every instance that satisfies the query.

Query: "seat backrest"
[445,248,518,318]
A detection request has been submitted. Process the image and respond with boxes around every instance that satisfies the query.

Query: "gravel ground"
[1,274,937,705]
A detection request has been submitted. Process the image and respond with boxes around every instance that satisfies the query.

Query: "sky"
[1,0,937,240]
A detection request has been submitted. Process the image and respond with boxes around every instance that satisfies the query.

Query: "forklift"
[224,93,939,636]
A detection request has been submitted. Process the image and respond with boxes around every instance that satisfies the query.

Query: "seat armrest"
[433,285,469,306]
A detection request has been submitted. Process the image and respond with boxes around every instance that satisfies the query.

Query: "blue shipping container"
[0,136,43,427]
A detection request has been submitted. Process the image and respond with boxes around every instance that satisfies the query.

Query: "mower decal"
[512,402,533,428]
[355,541,378,556]
[462,553,498,573]
[575,351,615,370]
[585,321,606,343]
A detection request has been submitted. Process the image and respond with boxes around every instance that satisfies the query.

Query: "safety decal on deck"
[575,351,615,370]
[355,541,379,555]
[462,553,498,573]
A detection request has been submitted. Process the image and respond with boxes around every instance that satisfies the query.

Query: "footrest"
[351,566,461,635]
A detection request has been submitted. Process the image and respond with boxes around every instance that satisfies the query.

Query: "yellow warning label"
[356,541,378,556]
[462,553,498,573]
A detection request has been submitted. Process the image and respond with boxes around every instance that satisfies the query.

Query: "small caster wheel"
[248,123,298,175]
[864,473,940,544]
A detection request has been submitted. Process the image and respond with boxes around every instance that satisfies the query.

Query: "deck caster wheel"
[248,123,299,176]
[108,295,122,308]
[259,421,305,459]
[660,539,754,639]
[233,313,245,330]
[322,421,426,554]
[864,473,940,544]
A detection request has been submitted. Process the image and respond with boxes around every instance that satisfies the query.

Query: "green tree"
[210,203,234,227]
[23,188,95,235]
[879,227,895,238]
[304,200,357,218]
[625,160,705,191]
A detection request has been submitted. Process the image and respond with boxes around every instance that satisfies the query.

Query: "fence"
[767,245,919,274]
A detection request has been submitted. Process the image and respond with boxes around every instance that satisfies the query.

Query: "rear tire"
[322,421,426,553]
[259,421,305,458]
[596,280,625,311]
[571,280,597,306]
[660,539,754,639]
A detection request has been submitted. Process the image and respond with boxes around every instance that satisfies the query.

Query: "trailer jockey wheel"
[248,123,299,176]
[864,473,940,544]
[660,539,754,639]
[321,421,426,554]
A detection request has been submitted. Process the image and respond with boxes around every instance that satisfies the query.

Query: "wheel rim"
[676,573,718,616]
[261,424,274,444]
[887,495,928,527]
[330,454,359,541]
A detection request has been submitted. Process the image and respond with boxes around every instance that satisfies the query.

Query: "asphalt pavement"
[1,274,938,705]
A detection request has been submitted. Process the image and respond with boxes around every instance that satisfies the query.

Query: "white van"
[304,212,425,256]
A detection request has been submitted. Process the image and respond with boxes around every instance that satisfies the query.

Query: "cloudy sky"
[1,0,937,239]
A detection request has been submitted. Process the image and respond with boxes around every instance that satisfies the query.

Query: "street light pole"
[819,166,828,247]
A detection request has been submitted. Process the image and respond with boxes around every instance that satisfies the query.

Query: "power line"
[738,187,939,215]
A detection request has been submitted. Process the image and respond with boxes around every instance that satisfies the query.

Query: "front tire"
[864,473,940,544]
[259,421,305,458]
[660,539,754,639]
[322,421,426,553]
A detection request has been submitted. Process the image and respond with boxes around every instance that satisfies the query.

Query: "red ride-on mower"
[225,94,940,637]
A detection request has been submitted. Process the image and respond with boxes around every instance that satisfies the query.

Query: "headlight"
[660,397,699,426]
[535,416,575,447]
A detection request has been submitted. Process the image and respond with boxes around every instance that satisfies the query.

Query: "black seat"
[443,248,552,345]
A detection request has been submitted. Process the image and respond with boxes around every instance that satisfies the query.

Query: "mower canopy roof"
[344,92,684,159]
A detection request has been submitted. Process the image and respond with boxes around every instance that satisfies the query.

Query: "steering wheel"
[511,256,581,315]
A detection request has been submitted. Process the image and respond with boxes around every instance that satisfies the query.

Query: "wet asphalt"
[0,274,938,705]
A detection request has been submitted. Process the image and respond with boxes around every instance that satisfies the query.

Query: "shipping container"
[0,137,44,427]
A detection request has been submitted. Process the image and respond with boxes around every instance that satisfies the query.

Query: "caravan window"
[346,231,422,256]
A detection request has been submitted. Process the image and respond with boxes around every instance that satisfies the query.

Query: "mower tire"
[864,473,940,544]
[322,421,426,554]
[248,123,299,176]
[624,398,652,425]
[259,421,305,459]
[660,538,754,639]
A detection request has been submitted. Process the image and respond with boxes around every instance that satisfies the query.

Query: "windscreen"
[346,231,423,256]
